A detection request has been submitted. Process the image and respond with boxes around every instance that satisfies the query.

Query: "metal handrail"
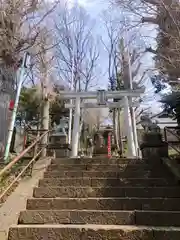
[0,131,50,202]
[0,149,43,201]
[164,127,180,143]
[0,131,49,178]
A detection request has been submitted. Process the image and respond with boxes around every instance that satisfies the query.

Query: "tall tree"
[116,0,180,86]
[161,92,180,126]
[102,9,148,153]
[54,4,99,91]
[101,10,123,151]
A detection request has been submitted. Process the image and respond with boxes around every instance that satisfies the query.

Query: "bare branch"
[55,5,99,91]
[142,16,158,24]
[142,0,159,5]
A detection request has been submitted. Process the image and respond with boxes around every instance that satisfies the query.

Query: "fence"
[164,127,180,155]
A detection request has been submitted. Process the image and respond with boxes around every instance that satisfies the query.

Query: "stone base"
[140,132,168,163]
[141,144,168,164]
[94,147,108,155]
[55,149,70,158]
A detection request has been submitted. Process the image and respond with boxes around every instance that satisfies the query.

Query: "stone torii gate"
[60,89,145,158]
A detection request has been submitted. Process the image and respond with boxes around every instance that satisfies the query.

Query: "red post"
[107,133,111,158]
[9,100,15,111]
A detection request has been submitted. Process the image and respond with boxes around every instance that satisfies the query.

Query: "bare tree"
[115,0,180,86]
[54,4,100,91]
[0,0,58,69]
[102,9,144,149]
[102,8,152,155]
[101,10,122,151]
[83,108,105,132]
[101,10,121,89]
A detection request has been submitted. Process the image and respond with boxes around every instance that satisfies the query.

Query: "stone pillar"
[71,96,80,158]
[94,132,102,148]
[94,132,104,155]
[124,96,136,158]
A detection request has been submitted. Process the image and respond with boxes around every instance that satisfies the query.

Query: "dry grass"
[0,157,33,206]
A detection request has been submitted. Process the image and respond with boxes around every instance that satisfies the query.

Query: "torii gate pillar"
[71,96,81,158]
[124,96,136,157]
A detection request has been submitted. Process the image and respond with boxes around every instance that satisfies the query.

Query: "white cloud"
[64,0,88,7]
[64,0,96,9]
[76,0,88,6]
[78,0,96,7]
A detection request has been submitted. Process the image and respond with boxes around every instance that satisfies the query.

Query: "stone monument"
[140,121,168,163]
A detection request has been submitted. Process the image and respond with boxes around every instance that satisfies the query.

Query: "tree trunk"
[41,98,50,157]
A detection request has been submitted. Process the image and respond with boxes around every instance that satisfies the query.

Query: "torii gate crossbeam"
[65,101,139,109]
[59,89,144,99]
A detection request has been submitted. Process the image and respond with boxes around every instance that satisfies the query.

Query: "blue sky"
[77,0,111,89]
[80,0,161,109]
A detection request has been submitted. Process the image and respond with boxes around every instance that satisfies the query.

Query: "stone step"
[47,163,151,171]
[51,158,144,165]
[18,210,180,227]
[136,210,180,227]
[44,170,169,178]
[8,224,180,240]
[18,210,135,225]
[33,186,180,198]
[26,197,180,211]
[38,178,172,188]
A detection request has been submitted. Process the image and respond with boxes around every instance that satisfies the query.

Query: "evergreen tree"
[161,92,180,126]
[150,74,167,94]
[18,85,68,125]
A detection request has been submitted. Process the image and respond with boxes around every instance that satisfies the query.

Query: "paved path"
[0,157,51,238]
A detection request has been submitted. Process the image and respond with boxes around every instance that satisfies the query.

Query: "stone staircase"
[8,157,180,239]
